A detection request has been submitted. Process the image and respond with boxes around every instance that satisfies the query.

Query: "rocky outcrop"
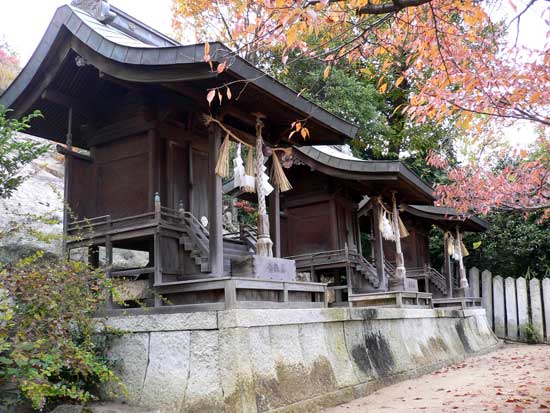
[0,137,64,263]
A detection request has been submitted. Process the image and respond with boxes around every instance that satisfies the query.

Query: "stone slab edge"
[95,307,489,332]
[98,312,218,332]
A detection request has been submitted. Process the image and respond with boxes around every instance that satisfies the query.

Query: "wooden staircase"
[178,211,252,274]
[428,267,448,296]
[350,252,380,289]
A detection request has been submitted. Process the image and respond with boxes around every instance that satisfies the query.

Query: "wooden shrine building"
[0,1,359,312]
[1,1,488,312]
[279,146,488,308]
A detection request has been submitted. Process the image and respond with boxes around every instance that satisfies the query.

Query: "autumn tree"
[428,133,550,216]
[0,40,19,94]
[172,0,549,217]
[172,0,549,127]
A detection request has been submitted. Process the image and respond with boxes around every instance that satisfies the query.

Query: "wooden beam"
[88,116,154,147]
[208,123,224,276]
[41,88,94,118]
[56,144,93,162]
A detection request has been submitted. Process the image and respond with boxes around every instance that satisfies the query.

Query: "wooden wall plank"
[529,278,544,341]
[470,267,480,298]
[542,278,550,342]
[492,276,505,338]
[516,277,529,341]
[504,277,518,340]
[481,270,493,328]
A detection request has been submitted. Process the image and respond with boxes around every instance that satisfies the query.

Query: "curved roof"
[0,4,358,143]
[403,205,489,232]
[295,146,435,204]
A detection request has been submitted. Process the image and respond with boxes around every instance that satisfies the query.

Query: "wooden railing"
[286,248,380,288]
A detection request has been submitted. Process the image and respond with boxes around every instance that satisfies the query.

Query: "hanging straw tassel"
[398,216,409,238]
[215,133,231,178]
[271,153,292,192]
[243,147,255,193]
[461,241,469,257]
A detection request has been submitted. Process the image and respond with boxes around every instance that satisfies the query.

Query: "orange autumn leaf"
[206,89,216,105]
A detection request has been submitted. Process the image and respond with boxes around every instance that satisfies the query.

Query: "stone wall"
[101,307,499,413]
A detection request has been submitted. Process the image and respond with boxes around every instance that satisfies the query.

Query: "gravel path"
[323,344,550,413]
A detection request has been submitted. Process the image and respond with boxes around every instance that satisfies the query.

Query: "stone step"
[89,403,160,413]
[50,404,160,413]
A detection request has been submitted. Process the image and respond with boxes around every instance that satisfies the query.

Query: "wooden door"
[168,141,190,210]
[191,149,209,220]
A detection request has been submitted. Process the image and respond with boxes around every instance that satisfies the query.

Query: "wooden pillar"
[372,201,386,289]
[62,107,73,258]
[208,123,224,275]
[105,234,113,308]
[443,231,453,298]
[269,189,281,258]
[345,243,353,299]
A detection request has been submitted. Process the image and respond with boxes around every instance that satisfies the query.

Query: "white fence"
[470,267,550,342]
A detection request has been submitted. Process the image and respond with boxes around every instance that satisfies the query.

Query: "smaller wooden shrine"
[278,146,488,308]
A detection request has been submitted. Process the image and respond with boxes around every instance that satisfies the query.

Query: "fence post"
[504,277,518,340]
[516,277,529,341]
[542,278,550,343]
[529,278,544,341]
[470,267,480,298]
[493,276,505,338]
[481,270,493,328]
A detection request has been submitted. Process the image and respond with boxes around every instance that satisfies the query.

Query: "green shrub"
[0,252,122,410]
[522,322,541,344]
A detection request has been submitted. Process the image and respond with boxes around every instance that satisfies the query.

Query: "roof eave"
[0,6,357,142]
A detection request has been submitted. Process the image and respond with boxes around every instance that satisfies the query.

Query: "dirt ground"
[323,344,550,413]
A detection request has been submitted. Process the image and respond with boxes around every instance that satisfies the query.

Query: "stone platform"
[433,297,482,310]
[349,291,433,308]
[101,307,499,413]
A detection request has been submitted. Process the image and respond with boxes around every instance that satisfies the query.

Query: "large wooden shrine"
[0,1,359,312]
[1,1,488,313]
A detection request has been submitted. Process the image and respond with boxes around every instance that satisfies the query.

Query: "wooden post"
[372,200,386,289]
[208,123,224,275]
[269,189,281,258]
[443,231,453,298]
[105,235,113,308]
[62,107,73,258]
[391,192,406,281]
[345,243,352,299]
[255,117,273,257]
[224,279,237,309]
[456,225,469,289]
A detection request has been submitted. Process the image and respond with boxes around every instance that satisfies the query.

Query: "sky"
[0,0,174,63]
[0,0,547,149]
